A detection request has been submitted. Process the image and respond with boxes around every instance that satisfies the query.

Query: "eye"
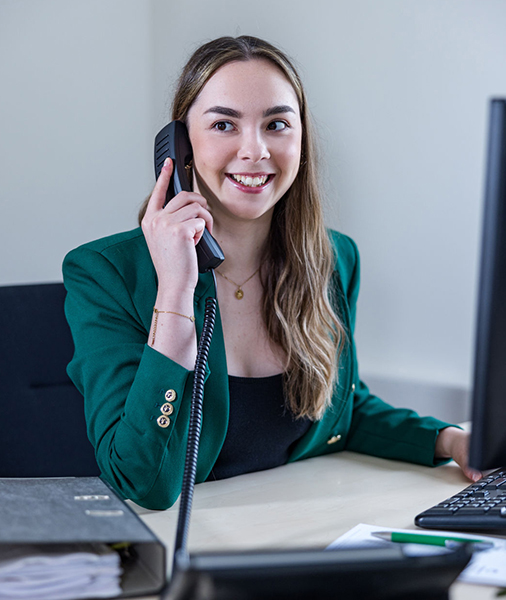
[267,120,288,131]
[212,121,234,132]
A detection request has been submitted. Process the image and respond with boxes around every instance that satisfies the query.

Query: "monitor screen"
[469,98,506,471]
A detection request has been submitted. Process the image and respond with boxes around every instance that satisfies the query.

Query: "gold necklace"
[216,265,262,300]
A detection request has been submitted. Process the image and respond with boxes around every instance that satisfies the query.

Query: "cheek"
[194,150,219,180]
[278,144,302,192]
[189,130,212,166]
[282,146,302,176]
[194,139,232,176]
[278,133,302,167]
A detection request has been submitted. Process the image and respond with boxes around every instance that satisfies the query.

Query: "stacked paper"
[0,543,122,600]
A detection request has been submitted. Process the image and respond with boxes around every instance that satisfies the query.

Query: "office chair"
[0,282,100,476]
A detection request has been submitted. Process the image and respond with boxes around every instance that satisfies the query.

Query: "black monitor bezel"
[469,98,506,470]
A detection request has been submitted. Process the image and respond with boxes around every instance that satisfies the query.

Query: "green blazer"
[63,227,451,510]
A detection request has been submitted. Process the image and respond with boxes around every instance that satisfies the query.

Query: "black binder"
[0,477,166,598]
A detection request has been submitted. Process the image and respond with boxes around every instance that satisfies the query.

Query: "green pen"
[372,531,493,549]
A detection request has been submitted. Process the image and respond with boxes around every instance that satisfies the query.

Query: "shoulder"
[327,229,359,264]
[63,228,156,327]
[62,228,155,308]
[326,229,361,329]
[65,227,147,259]
[327,229,360,294]
[63,227,150,273]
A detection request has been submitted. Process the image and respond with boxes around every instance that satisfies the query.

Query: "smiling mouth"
[227,173,273,188]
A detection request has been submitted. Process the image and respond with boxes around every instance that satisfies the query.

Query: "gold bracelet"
[151,307,196,346]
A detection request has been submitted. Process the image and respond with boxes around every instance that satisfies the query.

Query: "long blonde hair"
[139,36,345,420]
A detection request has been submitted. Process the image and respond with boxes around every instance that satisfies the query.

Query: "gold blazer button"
[327,434,342,445]
[165,389,177,402]
[160,402,174,416]
[157,415,170,428]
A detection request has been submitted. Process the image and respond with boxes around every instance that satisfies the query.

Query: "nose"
[237,129,270,163]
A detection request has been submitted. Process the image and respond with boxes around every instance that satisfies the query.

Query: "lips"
[226,173,274,193]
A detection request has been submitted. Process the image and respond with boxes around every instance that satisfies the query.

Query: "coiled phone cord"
[173,294,217,573]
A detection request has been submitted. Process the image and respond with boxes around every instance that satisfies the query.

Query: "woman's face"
[187,59,302,225]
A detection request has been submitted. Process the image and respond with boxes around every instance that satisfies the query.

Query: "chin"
[231,199,278,219]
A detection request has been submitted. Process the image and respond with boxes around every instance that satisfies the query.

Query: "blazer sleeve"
[63,244,198,509]
[338,235,455,466]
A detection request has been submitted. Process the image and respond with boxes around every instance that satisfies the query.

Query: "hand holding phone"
[154,121,224,273]
[143,157,210,295]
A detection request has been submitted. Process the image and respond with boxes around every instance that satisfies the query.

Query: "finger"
[193,217,207,245]
[169,201,214,235]
[169,217,206,247]
[146,157,173,215]
[465,467,483,482]
[163,191,208,213]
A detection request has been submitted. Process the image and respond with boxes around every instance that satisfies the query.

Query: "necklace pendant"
[235,288,244,300]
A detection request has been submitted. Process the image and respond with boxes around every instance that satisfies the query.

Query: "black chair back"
[0,283,100,476]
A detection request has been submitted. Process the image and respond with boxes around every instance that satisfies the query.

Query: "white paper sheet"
[0,543,122,600]
[328,523,506,587]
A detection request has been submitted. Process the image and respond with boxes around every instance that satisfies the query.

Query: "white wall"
[2,0,506,416]
[0,0,154,284]
[152,0,506,407]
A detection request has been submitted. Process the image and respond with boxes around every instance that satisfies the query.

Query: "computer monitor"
[469,98,506,471]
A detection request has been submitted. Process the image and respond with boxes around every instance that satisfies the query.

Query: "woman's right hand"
[142,158,213,367]
[141,157,213,296]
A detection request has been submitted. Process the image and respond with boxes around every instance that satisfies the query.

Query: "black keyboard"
[415,467,506,531]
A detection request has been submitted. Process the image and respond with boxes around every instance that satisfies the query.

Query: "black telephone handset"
[154,120,225,273]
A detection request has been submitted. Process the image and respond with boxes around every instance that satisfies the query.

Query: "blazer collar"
[194,270,216,302]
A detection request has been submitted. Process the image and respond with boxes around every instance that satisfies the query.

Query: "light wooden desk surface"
[132,451,504,600]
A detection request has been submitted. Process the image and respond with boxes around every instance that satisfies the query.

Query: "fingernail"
[162,157,171,170]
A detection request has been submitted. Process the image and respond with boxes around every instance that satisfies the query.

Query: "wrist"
[155,288,195,311]
[435,426,461,459]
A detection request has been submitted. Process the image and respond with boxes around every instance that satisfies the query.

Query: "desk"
[132,451,503,599]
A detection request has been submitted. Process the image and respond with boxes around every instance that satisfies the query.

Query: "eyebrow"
[203,104,296,118]
[204,106,242,118]
[263,105,296,117]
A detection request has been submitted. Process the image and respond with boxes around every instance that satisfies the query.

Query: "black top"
[209,374,312,480]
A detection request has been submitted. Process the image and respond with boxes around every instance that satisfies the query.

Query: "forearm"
[149,288,197,370]
[63,246,198,508]
[95,347,195,508]
[345,381,454,466]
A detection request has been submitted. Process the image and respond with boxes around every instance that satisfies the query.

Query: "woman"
[63,35,477,510]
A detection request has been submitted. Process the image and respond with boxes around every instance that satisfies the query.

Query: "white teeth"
[231,174,269,187]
